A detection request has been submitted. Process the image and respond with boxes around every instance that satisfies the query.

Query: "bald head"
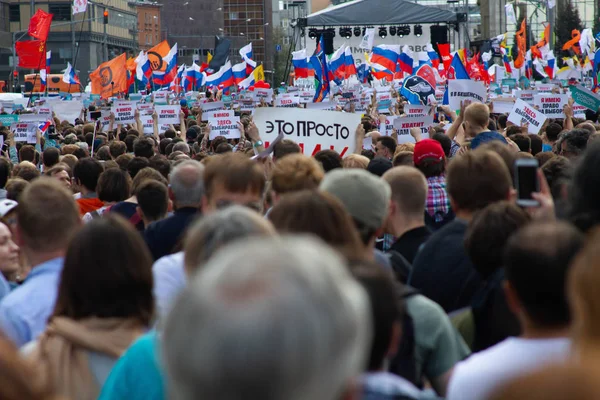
[382,166,427,218]
[464,103,490,131]
[170,160,205,207]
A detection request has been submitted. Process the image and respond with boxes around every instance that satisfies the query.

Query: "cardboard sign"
[573,104,587,119]
[404,105,431,116]
[207,116,241,140]
[111,102,135,124]
[201,101,225,112]
[533,94,568,118]
[275,96,300,108]
[204,110,234,120]
[10,122,36,143]
[155,105,181,125]
[253,108,362,156]
[153,92,168,105]
[570,85,600,112]
[393,115,434,144]
[507,99,547,134]
[447,80,487,110]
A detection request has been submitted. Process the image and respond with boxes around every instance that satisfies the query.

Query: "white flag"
[359,28,375,51]
[547,0,556,9]
[505,4,517,25]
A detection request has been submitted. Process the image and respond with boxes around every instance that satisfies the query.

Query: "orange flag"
[90,53,127,99]
[514,19,526,69]
[531,24,550,59]
[147,40,171,72]
[562,29,582,55]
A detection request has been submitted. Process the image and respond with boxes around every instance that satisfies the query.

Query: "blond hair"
[342,154,370,169]
[271,154,324,195]
[464,103,490,128]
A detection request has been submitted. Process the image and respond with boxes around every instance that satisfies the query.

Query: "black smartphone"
[514,158,540,207]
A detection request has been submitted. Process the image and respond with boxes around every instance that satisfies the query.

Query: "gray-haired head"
[170,160,204,208]
[183,205,276,275]
[163,236,372,400]
[172,142,190,155]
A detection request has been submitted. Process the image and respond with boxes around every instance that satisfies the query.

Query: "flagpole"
[68,6,88,94]
[26,48,46,108]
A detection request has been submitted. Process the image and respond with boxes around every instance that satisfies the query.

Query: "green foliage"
[554,0,584,62]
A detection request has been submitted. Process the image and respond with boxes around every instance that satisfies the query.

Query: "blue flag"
[310,36,330,102]
[443,53,471,104]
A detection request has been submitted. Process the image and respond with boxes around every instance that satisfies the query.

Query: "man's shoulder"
[417,220,467,257]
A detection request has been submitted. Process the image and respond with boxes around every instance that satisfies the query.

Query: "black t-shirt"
[390,226,432,264]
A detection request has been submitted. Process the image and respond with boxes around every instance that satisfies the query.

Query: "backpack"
[424,209,455,232]
[389,285,421,388]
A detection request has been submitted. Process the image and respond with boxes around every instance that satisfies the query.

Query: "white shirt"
[447,337,571,400]
[152,252,186,322]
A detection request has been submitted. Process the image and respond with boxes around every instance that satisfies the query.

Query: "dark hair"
[314,150,343,172]
[377,136,397,155]
[109,141,127,159]
[204,153,265,200]
[273,139,301,160]
[556,129,590,158]
[72,147,88,159]
[0,158,11,189]
[465,201,530,278]
[487,119,497,132]
[84,132,94,148]
[134,137,155,159]
[528,134,543,155]
[352,265,402,371]
[476,141,516,183]
[52,215,154,325]
[164,129,177,139]
[137,180,169,221]
[215,142,232,154]
[362,149,375,160]
[115,153,133,171]
[5,178,28,201]
[94,145,112,161]
[415,159,445,178]
[504,222,583,328]
[159,138,172,155]
[542,156,571,201]
[535,151,556,167]
[432,133,452,157]
[73,157,104,192]
[545,123,562,142]
[97,168,131,202]
[506,126,523,137]
[568,141,600,232]
[127,157,150,179]
[14,163,40,182]
[497,114,508,130]
[165,142,175,156]
[392,151,413,167]
[42,147,60,168]
[511,134,531,153]
[124,135,137,153]
[149,155,171,180]
[18,145,36,163]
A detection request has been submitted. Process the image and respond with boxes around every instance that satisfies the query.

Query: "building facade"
[131,0,162,51]
[7,0,138,88]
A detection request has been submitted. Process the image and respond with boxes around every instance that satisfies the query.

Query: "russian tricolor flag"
[545,51,556,79]
[426,44,440,69]
[328,45,346,80]
[135,50,152,85]
[171,64,185,92]
[183,63,203,91]
[40,50,51,91]
[239,43,257,74]
[38,120,51,134]
[501,47,512,73]
[371,45,399,74]
[398,45,414,74]
[238,73,255,90]
[344,47,357,77]
[292,49,309,78]
[153,43,178,86]
[204,61,234,88]
[232,61,248,85]
[62,62,80,85]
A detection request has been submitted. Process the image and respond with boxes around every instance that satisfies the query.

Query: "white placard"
[10,122,36,143]
[136,103,153,114]
[404,105,431,116]
[36,106,52,114]
[533,94,568,119]
[515,90,536,104]
[306,102,337,111]
[153,92,168,105]
[111,102,136,124]
[155,105,181,125]
[201,101,225,112]
[573,104,587,119]
[491,100,516,114]
[53,100,83,123]
[447,79,487,110]
[536,83,556,93]
[253,108,362,156]
[99,111,111,129]
[207,116,241,140]
[18,114,47,123]
[254,88,273,101]
[141,115,154,135]
[393,115,434,143]
[275,96,300,108]
[507,99,547,134]
[379,116,397,136]
[204,110,234,120]
[298,91,315,104]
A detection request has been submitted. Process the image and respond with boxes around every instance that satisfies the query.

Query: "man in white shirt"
[447,222,584,400]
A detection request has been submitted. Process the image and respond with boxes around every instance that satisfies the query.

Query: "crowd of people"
[0,89,599,400]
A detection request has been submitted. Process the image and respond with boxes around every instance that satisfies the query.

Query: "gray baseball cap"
[320,168,391,230]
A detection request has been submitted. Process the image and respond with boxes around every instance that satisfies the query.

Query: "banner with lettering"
[393,115,434,144]
[570,85,600,111]
[155,105,181,125]
[10,122,37,143]
[111,102,135,124]
[533,94,568,118]
[404,105,431,116]
[447,80,487,110]
[207,115,241,140]
[507,99,547,134]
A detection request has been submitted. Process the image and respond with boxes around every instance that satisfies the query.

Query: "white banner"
[136,103,153,114]
[254,88,273,101]
[207,116,241,140]
[447,80,487,110]
[404,105,431,116]
[380,116,397,136]
[393,115,434,144]
[299,91,315,104]
[359,28,376,51]
[275,96,300,108]
[515,90,536,104]
[140,115,154,135]
[491,100,516,114]
[155,105,181,125]
[204,110,234,120]
[253,108,362,156]
[53,100,83,123]
[153,92,168,105]
[508,99,547,134]
[505,3,517,25]
[533,94,568,118]
[111,103,136,124]
[10,122,36,143]
[306,102,337,111]
[201,101,224,112]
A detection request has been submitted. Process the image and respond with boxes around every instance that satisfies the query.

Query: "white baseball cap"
[0,200,18,218]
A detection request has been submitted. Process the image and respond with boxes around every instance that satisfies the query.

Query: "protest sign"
[201,101,225,112]
[10,122,36,143]
[448,80,487,110]
[207,115,241,140]
[36,106,52,115]
[515,90,536,104]
[536,83,556,93]
[376,92,394,112]
[129,93,142,101]
[155,105,181,125]
[573,104,587,119]
[19,114,48,123]
[153,92,168,105]
[99,111,112,129]
[252,108,361,156]
[393,115,434,144]
[507,99,547,134]
[306,102,337,111]
[204,110,234,120]
[111,102,136,124]
[533,94,568,118]
[53,100,83,122]
[140,115,154,135]
[299,91,315,104]
[502,78,517,89]
[404,105,431,116]
[254,88,273,101]
[570,85,600,111]
[491,100,516,114]
[275,96,300,108]
[0,114,18,126]
[379,116,397,136]
[136,103,153,114]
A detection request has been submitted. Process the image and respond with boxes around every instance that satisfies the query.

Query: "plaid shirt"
[450,140,461,158]
[426,175,451,223]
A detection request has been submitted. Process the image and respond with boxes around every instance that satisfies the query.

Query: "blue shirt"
[0,257,63,347]
[98,330,166,400]
[542,143,552,152]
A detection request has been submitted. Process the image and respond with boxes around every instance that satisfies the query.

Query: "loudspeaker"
[321,29,335,55]
[430,25,448,45]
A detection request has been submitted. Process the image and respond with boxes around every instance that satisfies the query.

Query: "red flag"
[16,40,46,69]
[28,9,53,41]
[437,43,452,72]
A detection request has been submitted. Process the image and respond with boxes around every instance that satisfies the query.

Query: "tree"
[594,0,600,34]
[272,27,292,87]
[554,0,584,65]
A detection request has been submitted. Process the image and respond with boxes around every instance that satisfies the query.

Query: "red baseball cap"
[413,139,445,166]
